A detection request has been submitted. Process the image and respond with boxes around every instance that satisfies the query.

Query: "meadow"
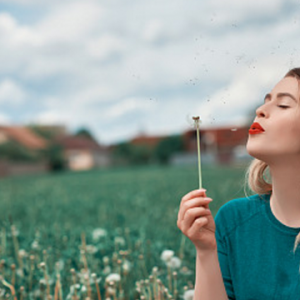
[0,163,249,300]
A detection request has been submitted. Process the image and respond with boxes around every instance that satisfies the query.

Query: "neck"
[269,160,300,228]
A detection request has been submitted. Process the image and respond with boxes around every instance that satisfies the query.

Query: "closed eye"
[278,105,290,109]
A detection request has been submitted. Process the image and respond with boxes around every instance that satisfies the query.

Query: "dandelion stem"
[93,275,102,300]
[1,277,17,300]
[193,116,202,189]
[1,228,6,256]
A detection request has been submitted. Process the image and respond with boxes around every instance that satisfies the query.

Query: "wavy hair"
[246,68,300,260]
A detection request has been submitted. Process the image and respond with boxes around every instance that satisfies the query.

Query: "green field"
[0,164,249,300]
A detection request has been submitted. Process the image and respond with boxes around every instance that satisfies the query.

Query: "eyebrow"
[264,92,298,103]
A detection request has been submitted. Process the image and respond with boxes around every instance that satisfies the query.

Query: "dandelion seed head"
[183,289,194,300]
[92,228,107,242]
[122,259,131,272]
[160,250,174,262]
[18,249,27,258]
[114,236,125,246]
[166,256,182,269]
[103,265,111,275]
[86,245,97,254]
[103,256,109,264]
[31,240,39,250]
[105,273,120,283]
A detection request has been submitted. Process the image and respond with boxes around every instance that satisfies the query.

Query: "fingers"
[178,196,212,222]
[179,206,211,233]
[187,216,209,237]
[181,189,207,203]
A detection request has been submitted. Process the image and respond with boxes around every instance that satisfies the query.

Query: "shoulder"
[214,194,268,239]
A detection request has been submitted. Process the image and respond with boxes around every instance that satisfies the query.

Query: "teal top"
[214,193,300,300]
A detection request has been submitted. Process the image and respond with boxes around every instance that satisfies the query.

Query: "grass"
[0,163,249,300]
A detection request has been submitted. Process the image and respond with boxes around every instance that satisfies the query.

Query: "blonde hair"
[246,68,300,259]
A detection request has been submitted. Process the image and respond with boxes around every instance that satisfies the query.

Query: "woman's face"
[246,76,300,164]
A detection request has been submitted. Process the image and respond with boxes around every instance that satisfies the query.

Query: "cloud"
[0,79,27,105]
[0,0,300,145]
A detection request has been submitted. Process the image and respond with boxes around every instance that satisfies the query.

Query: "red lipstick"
[249,122,265,135]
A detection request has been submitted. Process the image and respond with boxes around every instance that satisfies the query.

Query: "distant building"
[0,126,48,150]
[172,126,251,165]
[0,126,49,177]
[56,135,111,171]
[130,134,166,148]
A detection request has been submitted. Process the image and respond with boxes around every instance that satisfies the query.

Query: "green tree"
[75,127,96,141]
[0,141,39,162]
[41,144,67,171]
[154,135,184,164]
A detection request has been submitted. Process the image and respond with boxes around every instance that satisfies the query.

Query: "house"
[0,126,49,177]
[130,134,166,148]
[0,126,48,150]
[56,135,111,171]
[179,125,251,164]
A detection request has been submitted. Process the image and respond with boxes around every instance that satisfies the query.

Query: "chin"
[246,142,267,161]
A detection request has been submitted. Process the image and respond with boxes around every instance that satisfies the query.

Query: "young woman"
[177,68,300,300]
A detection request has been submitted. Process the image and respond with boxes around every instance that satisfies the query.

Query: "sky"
[0,0,300,145]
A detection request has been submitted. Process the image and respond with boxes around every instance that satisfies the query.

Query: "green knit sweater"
[214,193,300,300]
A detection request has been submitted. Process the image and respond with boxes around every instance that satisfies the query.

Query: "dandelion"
[105,273,120,283]
[85,245,98,254]
[183,289,194,300]
[103,266,112,275]
[114,237,125,247]
[122,259,131,273]
[31,240,39,250]
[18,249,27,258]
[160,250,174,262]
[166,257,181,269]
[92,228,107,242]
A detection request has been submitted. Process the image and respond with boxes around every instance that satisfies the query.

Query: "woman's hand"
[177,188,217,253]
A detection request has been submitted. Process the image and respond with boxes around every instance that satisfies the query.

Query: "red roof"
[0,126,48,150]
[184,126,249,150]
[130,134,166,147]
[56,135,104,151]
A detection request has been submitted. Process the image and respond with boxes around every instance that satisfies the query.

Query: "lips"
[249,122,265,135]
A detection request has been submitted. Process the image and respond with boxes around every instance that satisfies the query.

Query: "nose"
[256,104,268,118]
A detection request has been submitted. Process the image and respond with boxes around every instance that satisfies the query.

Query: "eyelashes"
[277,105,290,109]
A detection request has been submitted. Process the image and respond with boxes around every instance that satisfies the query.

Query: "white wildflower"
[122,259,131,272]
[86,245,98,254]
[70,284,80,295]
[18,249,27,258]
[11,226,19,237]
[81,285,87,293]
[160,250,174,262]
[31,240,39,250]
[105,273,120,283]
[103,265,111,275]
[107,286,116,295]
[79,269,91,284]
[183,289,194,300]
[16,268,24,277]
[103,256,109,264]
[56,259,64,271]
[92,228,107,242]
[114,236,125,246]
[166,256,181,269]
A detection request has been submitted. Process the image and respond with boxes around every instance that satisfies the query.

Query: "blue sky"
[0,0,300,145]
